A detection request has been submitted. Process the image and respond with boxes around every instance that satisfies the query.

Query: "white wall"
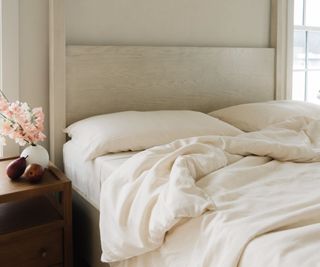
[66,0,271,47]
[1,0,20,156]
[19,0,49,150]
[0,0,49,155]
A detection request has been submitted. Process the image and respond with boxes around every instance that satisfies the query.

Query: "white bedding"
[99,116,320,267]
[63,141,137,209]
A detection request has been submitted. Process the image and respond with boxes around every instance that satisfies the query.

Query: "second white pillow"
[209,100,320,132]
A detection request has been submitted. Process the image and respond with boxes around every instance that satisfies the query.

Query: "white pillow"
[65,110,243,160]
[209,100,320,132]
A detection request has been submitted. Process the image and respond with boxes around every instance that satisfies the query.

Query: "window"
[292,0,320,104]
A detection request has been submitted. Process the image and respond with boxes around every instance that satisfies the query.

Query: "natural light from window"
[292,0,320,104]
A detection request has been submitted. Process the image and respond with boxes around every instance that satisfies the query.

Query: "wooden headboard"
[66,46,275,125]
[49,1,277,168]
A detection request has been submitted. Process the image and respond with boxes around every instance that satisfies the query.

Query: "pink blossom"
[0,98,9,111]
[0,89,46,146]
[1,121,12,135]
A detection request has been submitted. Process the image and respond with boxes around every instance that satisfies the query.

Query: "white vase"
[20,144,49,169]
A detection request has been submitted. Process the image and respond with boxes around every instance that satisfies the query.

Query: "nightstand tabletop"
[0,157,70,204]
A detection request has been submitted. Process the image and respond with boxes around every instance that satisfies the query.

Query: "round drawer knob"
[40,249,48,258]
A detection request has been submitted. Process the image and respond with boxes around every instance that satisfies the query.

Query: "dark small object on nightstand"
[24,163,44,183]
[6,156,27,180]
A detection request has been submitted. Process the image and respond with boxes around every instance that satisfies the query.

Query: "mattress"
[63,140,138,209]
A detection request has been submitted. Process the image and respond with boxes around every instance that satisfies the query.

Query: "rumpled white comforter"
[100,116,320,267]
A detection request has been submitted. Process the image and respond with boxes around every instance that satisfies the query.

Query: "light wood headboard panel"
[66,46,275,125]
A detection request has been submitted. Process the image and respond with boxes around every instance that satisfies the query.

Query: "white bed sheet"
[63,140,138,209]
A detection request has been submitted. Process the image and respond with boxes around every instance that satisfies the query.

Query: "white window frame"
[293,0,320,101]
[0,0,20,157]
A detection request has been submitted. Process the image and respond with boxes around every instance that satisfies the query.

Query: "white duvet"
[100,116,320,267]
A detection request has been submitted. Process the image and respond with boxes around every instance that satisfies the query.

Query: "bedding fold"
[99,116,320,267]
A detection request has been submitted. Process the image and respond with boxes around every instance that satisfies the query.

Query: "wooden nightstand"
[0,157,72,267]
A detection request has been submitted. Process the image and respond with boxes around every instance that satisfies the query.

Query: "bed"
[48,2,320,267]
[60,44,275,267]
[61,105,320,267]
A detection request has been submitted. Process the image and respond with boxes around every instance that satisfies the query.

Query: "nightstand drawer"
[0,228,63,267]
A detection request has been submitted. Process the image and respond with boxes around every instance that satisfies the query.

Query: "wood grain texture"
[66,46,275,125]
[0,227,63,267]
[63,181,73,267]
[0,196,61,234]
[0,158,73,267]
[0,159,68,204]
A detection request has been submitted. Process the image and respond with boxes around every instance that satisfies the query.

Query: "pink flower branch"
[0,89,46,146]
